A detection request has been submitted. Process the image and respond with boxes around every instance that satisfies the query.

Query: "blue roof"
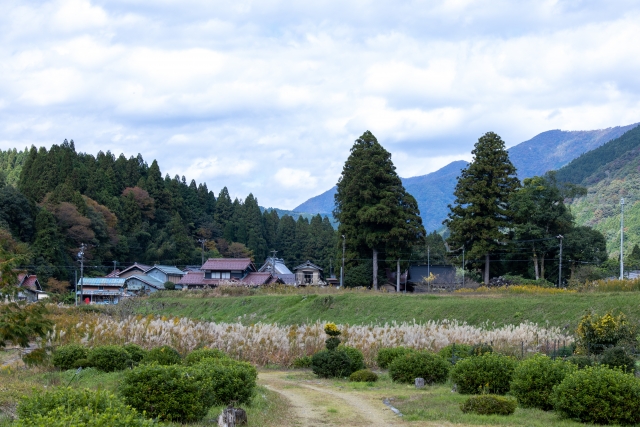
[77,278,126,287]
[149,265,185,275]
[126,275,165,289]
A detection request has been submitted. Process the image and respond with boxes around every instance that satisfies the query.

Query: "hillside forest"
[0,141,337,289]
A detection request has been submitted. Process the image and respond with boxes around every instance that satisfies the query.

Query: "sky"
[2,0,640,210]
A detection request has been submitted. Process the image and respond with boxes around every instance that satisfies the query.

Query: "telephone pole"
[77,244,86,306]
[620,198,625,280]
[557,235,563,288]
[197,238,207,266]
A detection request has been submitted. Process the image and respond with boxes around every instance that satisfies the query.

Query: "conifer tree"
[334,131,424,289]
[444,132,520,284]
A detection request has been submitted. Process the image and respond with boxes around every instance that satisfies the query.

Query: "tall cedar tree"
[444,132,520,284]
[334,131,424,289]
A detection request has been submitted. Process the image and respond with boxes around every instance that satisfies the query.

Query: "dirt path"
[260,371,401,427]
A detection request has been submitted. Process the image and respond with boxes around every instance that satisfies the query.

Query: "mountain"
[561,125,640,256]
[294,124,639,231]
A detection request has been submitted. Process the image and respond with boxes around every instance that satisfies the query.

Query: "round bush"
[510,354,575,410]
[17,387,153,427]
[460,395,517,416]
[376,347,415,369]
[192,358,258,405]
[142,345,181,365]
[341,346,365,372]
[325,337,341,350]
[123,344,147,364]
[292,356,312,368]
[88,345,132,372]
[450,353,516,395]
[52,344,88,371]
[552,365,640,425]
[120,364,212,422]
[311,349,353,378]
[566,355,593,369]
[388,351,450,384]
[439,343,472,364]
[184,348,228,366]
[601,346,635,373]
[349,369,378,382]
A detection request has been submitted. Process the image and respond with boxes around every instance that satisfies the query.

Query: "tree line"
[0,141,336,290]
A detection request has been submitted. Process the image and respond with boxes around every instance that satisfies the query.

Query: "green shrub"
[16,387,153,427]
[340,346,365,372]
[88,345,132,372]
[376,347,415,369]
[388,351,450,384]
[450,353,516,395]
[566,355,593,369]
[600,346,635,373]
[192,358,257,405]
[325,337,340,350]
[349,369,378,382]
[460,395,517,416]
[142,345,181,365]
[120,363,211,422]
[552,365,640,425]
[72,358,92,369]
[52,344,88,371]
[510,354,575,410]
[184,348,228,366]
[292,355,312,368]
[469,343,493,356]
[311,349,353,378]
[439,343,472,364]
[123,343,147,364]
[120,358,258,422]
[576,311,636,354]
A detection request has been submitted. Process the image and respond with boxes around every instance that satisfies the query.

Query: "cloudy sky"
[2,0,640,209]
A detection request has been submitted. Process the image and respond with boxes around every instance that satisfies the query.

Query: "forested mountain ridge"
[561,125,640,257]
[294,125,637,231]
[0,141,337,288]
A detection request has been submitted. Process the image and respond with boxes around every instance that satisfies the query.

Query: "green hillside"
[563,126,640,258]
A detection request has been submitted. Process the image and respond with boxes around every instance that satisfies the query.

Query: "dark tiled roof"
[201,258,253,271]
[150,265,185,276]
[293,260,323,272]
[105,270,120,278]
[126,275,166,289]
[276,274,296,285]
[242,272,273,285]
[179,271,220,286]
[19,275,42,291]
[118,263,151,276]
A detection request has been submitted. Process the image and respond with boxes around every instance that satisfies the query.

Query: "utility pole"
[112,260,117,273]
[74,269,78,306]
[197,238,207,266]
[427,246,430,278]
[341,235,345,288]
[557,235,563,288]
[396,259,400,293]
[621,198,625,280]
[461,247,465,288]
[270,250,278,273]
[77,244,86,306]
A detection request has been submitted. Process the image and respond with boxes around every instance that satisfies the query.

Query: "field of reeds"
[46,309,571,367]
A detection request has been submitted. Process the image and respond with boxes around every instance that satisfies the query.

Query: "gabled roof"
[179,271,219,286]
[241,272,274,285]
[105,270,120,278]
[201,258,254,271]
[17,274,43,292]
[258,258,293,275]
[148,265,185,276]
[275,274,296,285]
[126,275,165,289]
[293,260,323,272]
[117,263,151,276]
[77,278,126,287]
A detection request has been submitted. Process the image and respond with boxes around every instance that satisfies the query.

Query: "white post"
[341,235,345,287]
[396,259,400,293]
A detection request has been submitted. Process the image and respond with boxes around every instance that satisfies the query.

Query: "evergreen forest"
[0,141,337,289]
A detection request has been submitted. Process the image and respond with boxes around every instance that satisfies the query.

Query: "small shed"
[293,260,324,286]
[16,274,48,302]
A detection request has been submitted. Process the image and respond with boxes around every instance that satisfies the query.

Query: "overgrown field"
[137,290,640,329]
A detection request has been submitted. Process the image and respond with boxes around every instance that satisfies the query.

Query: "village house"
[178,258,277,289]
[293,260,325,286]
[258,257,296,285]
[77,277,128,304]
[16,274,48,302]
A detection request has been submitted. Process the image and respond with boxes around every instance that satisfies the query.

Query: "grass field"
[137,290,640,329]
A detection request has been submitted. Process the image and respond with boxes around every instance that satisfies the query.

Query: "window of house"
[99,286,104,290]
[221,272,230,279]
[211,272,221,279]
[204,272,211,279]
[304,273,313,283]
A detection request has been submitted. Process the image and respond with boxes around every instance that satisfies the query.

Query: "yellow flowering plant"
[324,323,341,337]
[576,311,636,354]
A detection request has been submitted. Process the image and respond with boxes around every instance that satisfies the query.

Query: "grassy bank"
[138,291,640,329]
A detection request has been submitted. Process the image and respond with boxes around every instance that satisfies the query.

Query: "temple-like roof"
[258,258,293,275]
[293,260,323,272]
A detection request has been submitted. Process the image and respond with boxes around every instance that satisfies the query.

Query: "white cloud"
[1,0,640,209]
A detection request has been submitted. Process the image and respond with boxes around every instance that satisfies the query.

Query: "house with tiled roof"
[76,277,128,304]
[145,265,185,287]
[124,275,166,294]
[117,263,152,278]
[293,260,325,286]
[179,258,278,289]
[258,258,296,285]
[16,274,48,302]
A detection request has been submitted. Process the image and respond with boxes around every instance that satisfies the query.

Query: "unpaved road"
[260,371,400,427]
